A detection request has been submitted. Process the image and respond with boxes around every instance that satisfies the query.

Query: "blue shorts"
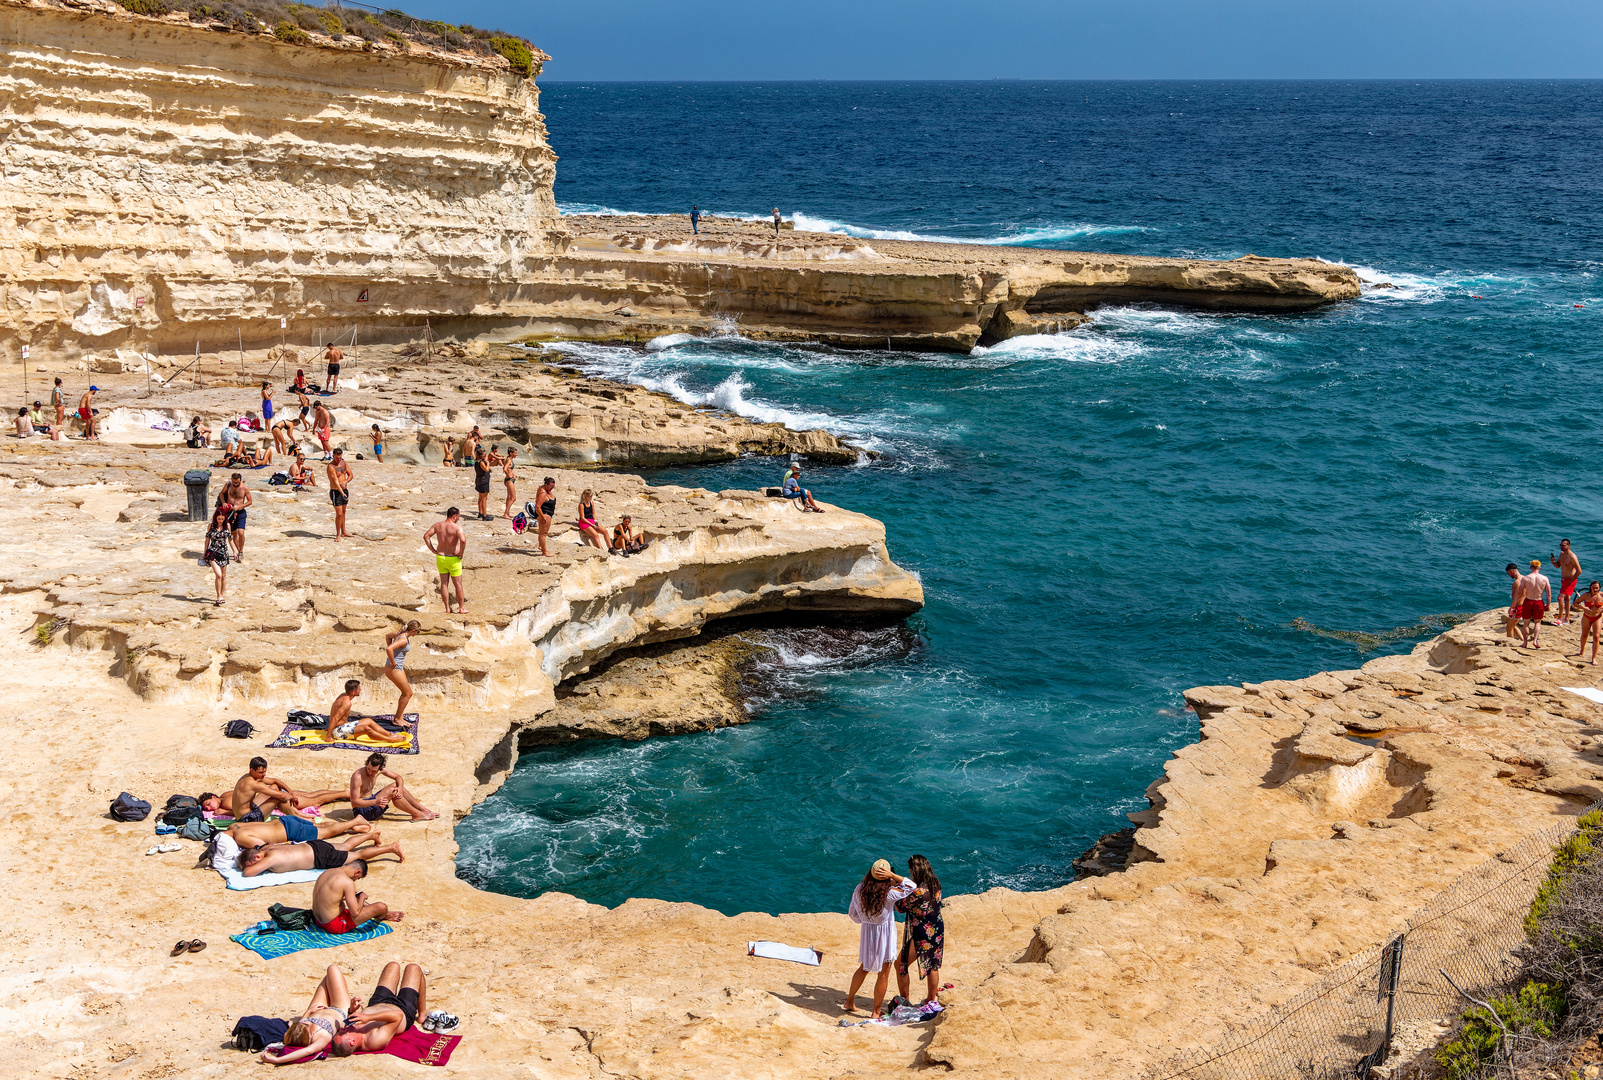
[232,510,247,529]
[355,804,385,821]
[282,813,317,842]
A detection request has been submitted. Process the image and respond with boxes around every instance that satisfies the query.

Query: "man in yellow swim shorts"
[422,506,468,614]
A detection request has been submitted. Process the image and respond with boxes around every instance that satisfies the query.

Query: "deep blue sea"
[456,81,1603,916]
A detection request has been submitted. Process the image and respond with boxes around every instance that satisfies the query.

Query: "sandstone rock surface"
[2,3,1360,362]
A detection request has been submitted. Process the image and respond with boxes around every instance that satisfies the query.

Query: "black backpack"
[268,903,315,931]
[163,795,201,826]
[110,792,151,821]
[222,719,256,739]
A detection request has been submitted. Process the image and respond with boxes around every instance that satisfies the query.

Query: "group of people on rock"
[12,378,97,440]
[1504,539,1603,661]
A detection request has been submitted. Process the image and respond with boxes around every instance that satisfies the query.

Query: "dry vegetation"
[113,0,539,73]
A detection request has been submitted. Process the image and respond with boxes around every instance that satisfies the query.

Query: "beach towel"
[363,1027,462,1066]
[221,866,324,891]
[229,919,393,959]
[748,941,822,966]
[1563,687,1603,706]
[267,712,419,754]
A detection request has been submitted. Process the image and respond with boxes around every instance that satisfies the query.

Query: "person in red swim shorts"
[77,385,99,440]
[1511,558,1551,650]
[1553,539,1582,625]
[310,860,403,934]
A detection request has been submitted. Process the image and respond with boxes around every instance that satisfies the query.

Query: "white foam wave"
[645,333,695,352]
[787,211,1148,247]
[639,372,848,435]
[970,327,1146,365]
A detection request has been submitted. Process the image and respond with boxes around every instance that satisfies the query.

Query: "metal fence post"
[1355,933,1406,1078]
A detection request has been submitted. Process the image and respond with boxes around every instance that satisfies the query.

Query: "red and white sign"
[20,346,29,360]
[357,289,370,303]
[135,296,145,309]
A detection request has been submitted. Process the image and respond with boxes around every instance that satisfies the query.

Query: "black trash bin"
[184,469,211,522]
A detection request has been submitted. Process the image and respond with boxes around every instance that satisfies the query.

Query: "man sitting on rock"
[782,463,825,513]
[241,827,402,877]
[224,756,347,822]
[350,752,438,822]
[325,680,396,745]
[310,859,403,934]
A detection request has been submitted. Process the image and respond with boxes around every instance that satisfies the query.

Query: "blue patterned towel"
[230,919,393,959]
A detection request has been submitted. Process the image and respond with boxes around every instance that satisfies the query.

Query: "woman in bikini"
[575,488,608,550]
[1573,581,1603,665]
[292,369,311,410]
[382,620,420,725]
[501,446,519,518]
[203,503,233,606]
[531,476,556,556]
[260,964,353,1064]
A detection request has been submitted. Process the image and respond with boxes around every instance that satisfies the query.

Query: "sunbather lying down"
[240,828,402,877]
[228,815,369,851]
[260,961,428,1064]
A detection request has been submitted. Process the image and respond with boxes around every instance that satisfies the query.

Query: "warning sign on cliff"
[358,289,369,303]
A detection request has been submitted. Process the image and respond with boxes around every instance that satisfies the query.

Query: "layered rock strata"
[545,215,1363,351]
[2,2,1360,361]
[1,0,564,357]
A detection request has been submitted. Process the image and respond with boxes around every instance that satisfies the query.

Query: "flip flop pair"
[170,939,207,956]
[145,843,182,855]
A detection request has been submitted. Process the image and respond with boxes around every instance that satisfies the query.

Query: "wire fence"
[1144,807,1592,1080]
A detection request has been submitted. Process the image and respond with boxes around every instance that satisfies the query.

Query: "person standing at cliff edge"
[690,204,701,234]
[1513,558,1551,649]
[77,385,99,440]
[1552,539,1582,626]
[772,207,782,236]
[323,342,343,395]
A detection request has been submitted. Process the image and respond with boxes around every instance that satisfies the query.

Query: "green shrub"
[118,0,170,14]
[1436,981,1567,1080]
[1526,809,1603,936]
[273,19,309,43]
[490,35,532,75]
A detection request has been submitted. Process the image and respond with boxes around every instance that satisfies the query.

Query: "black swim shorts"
[237,805,265,824]
[474,478,490,494]
[368,985,419,1031]
[330,489,349,507]
[231,509,247,529]
[327,363,341,377]
[306,837,347,871]
[354,804,385,822]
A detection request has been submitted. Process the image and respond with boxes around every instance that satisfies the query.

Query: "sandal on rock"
[170,940,190,956]
[187,940,207,953]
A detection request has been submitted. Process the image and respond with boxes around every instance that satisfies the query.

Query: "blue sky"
[396,0,1603,80]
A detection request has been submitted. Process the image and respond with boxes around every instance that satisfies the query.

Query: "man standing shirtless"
[219,472,253,563]
[1512,558,1552,649]
[229,756,346,822]
[323,343,343,394]
[78,385,99,440]
[351,751,438,822]
[1553,540,1582,625]
[331,962,428,1055]
[423,507,468,613]
[327,448,353,540]
[241,828,402,877]
[310,860,403,934]
[326,680,394,744]
[312,400,334,460]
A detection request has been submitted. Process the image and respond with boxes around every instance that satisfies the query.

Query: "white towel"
[1563,687,1603,706]
[748,940,821,966]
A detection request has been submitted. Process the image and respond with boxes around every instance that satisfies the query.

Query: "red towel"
[360,1027,461,1066]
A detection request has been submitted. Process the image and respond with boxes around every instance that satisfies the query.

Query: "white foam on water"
[970,326,1148,365]
[787,211,1149,247]
[645,333,695,352]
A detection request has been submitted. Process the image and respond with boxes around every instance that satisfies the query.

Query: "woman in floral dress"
[895,854,945,1006]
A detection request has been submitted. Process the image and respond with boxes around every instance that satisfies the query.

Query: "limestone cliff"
[0,0,564,357]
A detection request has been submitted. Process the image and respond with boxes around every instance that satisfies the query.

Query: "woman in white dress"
[843,859,917,1017]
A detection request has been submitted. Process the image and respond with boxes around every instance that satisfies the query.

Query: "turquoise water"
[456,81,1603,916]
